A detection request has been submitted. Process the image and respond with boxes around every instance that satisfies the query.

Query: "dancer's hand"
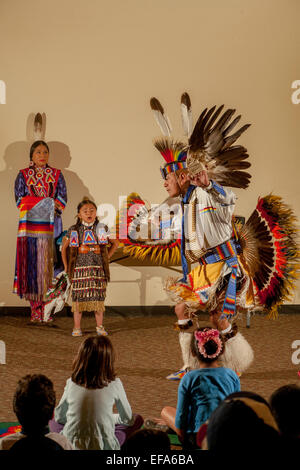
[190,170,210,188]
[54,201,62,211]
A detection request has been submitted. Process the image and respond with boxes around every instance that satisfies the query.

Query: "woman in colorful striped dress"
[61,198,119,337]
[14,140,67,322]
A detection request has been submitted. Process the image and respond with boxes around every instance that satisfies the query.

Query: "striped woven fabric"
[222,258,238,318]
[199,239,237,265]
[199,239,239,319]
[13,197,54,301]
[17,196,54,237]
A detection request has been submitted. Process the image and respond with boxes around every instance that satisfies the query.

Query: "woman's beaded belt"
[78,245,101,254]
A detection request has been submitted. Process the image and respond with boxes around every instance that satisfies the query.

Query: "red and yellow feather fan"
[239,194,300,318]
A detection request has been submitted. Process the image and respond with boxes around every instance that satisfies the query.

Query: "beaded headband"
[160,160,187,180]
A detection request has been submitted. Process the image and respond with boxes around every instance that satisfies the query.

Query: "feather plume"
[180,92,193,137]
[150,97,172,137]
[204,105,224,136]
[33,113,43,141]
[187,104,251,188]
[223,124,251,150]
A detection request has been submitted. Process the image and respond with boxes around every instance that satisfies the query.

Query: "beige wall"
[0,0,299,307]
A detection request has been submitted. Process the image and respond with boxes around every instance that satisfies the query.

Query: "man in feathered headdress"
[119,93,299,381]
[149,95,255,379]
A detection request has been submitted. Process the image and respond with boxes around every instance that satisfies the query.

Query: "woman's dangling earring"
[29,160,34,167]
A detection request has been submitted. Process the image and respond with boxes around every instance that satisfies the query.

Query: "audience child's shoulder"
[180,369,199,385]
[0,433,23,450]
[222,367,240,380]
[47,432,74,450]
[109,377,126,393]
[112,377,122,386]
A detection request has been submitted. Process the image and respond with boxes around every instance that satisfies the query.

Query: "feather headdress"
[150,94,192,179]
[187,105,252,188]
[150,93,251,188]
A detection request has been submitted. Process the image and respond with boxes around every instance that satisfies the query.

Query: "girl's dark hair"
[29,140,49,160]
[191,326,225,364]
[71,336,116,389]
[75,197,99,228]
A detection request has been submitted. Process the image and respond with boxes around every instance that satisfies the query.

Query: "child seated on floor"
[205,390,281,453]
[269,384,300,442]
[49,335,143,450]
[146,326,240,449]
[0,374,73,450]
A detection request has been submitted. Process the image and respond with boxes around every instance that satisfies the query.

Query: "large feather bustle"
[181,92,193,137]
[150,97,172,137]
[187,105,251,189]
[154,138,187,164]
[115,192,181,266]
[239,194,300,318]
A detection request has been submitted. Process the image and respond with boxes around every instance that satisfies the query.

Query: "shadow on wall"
[0,113,94,304]
[108,258,181,315]
[47,140,94,225]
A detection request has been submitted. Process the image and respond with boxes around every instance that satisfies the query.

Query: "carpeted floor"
[0,312,299,423]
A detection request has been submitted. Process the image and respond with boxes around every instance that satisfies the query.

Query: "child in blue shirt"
[160,326,240,449]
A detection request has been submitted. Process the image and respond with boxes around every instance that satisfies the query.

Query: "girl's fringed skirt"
[71,265,107,313]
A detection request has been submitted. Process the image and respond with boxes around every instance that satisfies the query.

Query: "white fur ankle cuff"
[178,319,189,325]
[221,325,232,335]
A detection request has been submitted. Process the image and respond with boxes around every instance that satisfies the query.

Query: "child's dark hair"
[29,140,49,160]
[72,336,116,389]
[191,326,225,364]
[269,384,300,438]
[13,374,56,435]
[75,197,99,228]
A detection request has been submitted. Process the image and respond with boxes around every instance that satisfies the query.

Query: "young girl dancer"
[61,197,118,336]
[148,326,240,449]
[50,335,143,450]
